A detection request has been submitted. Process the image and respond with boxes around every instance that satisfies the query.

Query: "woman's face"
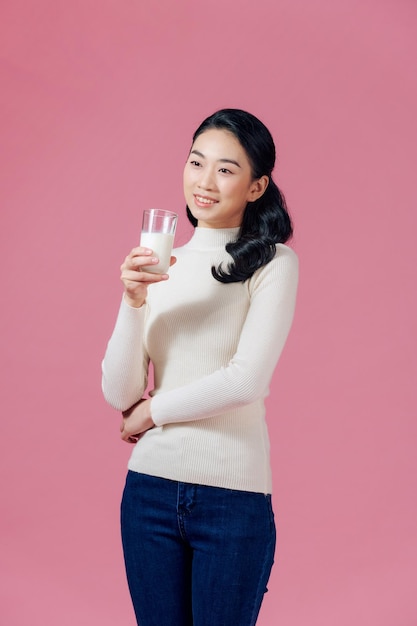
[183,128,267,229]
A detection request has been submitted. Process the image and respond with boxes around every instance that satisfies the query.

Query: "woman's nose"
[198,167,216,190]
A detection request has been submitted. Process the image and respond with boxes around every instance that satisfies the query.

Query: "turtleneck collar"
[184,227,240,250]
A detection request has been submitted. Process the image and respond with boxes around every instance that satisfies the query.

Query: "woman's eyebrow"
[190,149,241,168]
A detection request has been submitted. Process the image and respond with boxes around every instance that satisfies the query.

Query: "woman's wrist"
[123,293,146,308]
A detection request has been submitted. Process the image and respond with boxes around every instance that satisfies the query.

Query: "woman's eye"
[190,160,201,167]
[219,167,232,174]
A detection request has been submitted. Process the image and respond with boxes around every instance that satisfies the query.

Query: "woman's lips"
[194,194,219,207]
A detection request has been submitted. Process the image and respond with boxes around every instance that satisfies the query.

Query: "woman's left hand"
[120,399,155,444]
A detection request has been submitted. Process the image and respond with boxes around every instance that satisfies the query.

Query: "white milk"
[140,231,175,273]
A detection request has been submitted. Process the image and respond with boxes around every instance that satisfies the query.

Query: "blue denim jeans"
[120,471,276,626]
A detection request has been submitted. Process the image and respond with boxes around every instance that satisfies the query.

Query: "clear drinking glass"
[139,209,178,273]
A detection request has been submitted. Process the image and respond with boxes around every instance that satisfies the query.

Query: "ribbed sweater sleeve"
[101,299,149,411]
[150,246,298,426]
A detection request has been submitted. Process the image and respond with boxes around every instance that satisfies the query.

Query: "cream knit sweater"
[102,227,298,493]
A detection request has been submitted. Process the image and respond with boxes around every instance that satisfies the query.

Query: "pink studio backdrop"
[1,1,416,625]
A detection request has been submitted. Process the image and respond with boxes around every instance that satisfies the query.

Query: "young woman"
[102,109,298,626]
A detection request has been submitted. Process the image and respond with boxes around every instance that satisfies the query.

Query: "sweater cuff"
[150,395,166,427]
[121,295,147,313]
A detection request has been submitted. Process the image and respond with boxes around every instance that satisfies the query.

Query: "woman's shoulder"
[275,243,298,261]
[248,244,298,289]
[271,243,299,272]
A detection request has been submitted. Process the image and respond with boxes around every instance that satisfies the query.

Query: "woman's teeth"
[196,196,216,205]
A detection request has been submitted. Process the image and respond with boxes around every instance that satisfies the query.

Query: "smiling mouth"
[194,195,218,206]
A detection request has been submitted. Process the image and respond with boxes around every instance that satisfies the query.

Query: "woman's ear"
[248,175,269,202]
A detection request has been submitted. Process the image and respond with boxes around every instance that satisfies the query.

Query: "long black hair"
[186,108,293,283]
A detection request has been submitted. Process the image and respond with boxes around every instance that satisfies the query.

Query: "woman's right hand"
[120,247,176,308]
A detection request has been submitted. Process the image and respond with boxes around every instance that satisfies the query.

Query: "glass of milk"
[140,209,178,273]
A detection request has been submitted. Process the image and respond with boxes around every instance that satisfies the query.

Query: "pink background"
[1,1,416,624]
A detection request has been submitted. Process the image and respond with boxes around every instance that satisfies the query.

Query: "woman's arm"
[150,246,299,426]
[101,245,176,410]
[101,298,150,410]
